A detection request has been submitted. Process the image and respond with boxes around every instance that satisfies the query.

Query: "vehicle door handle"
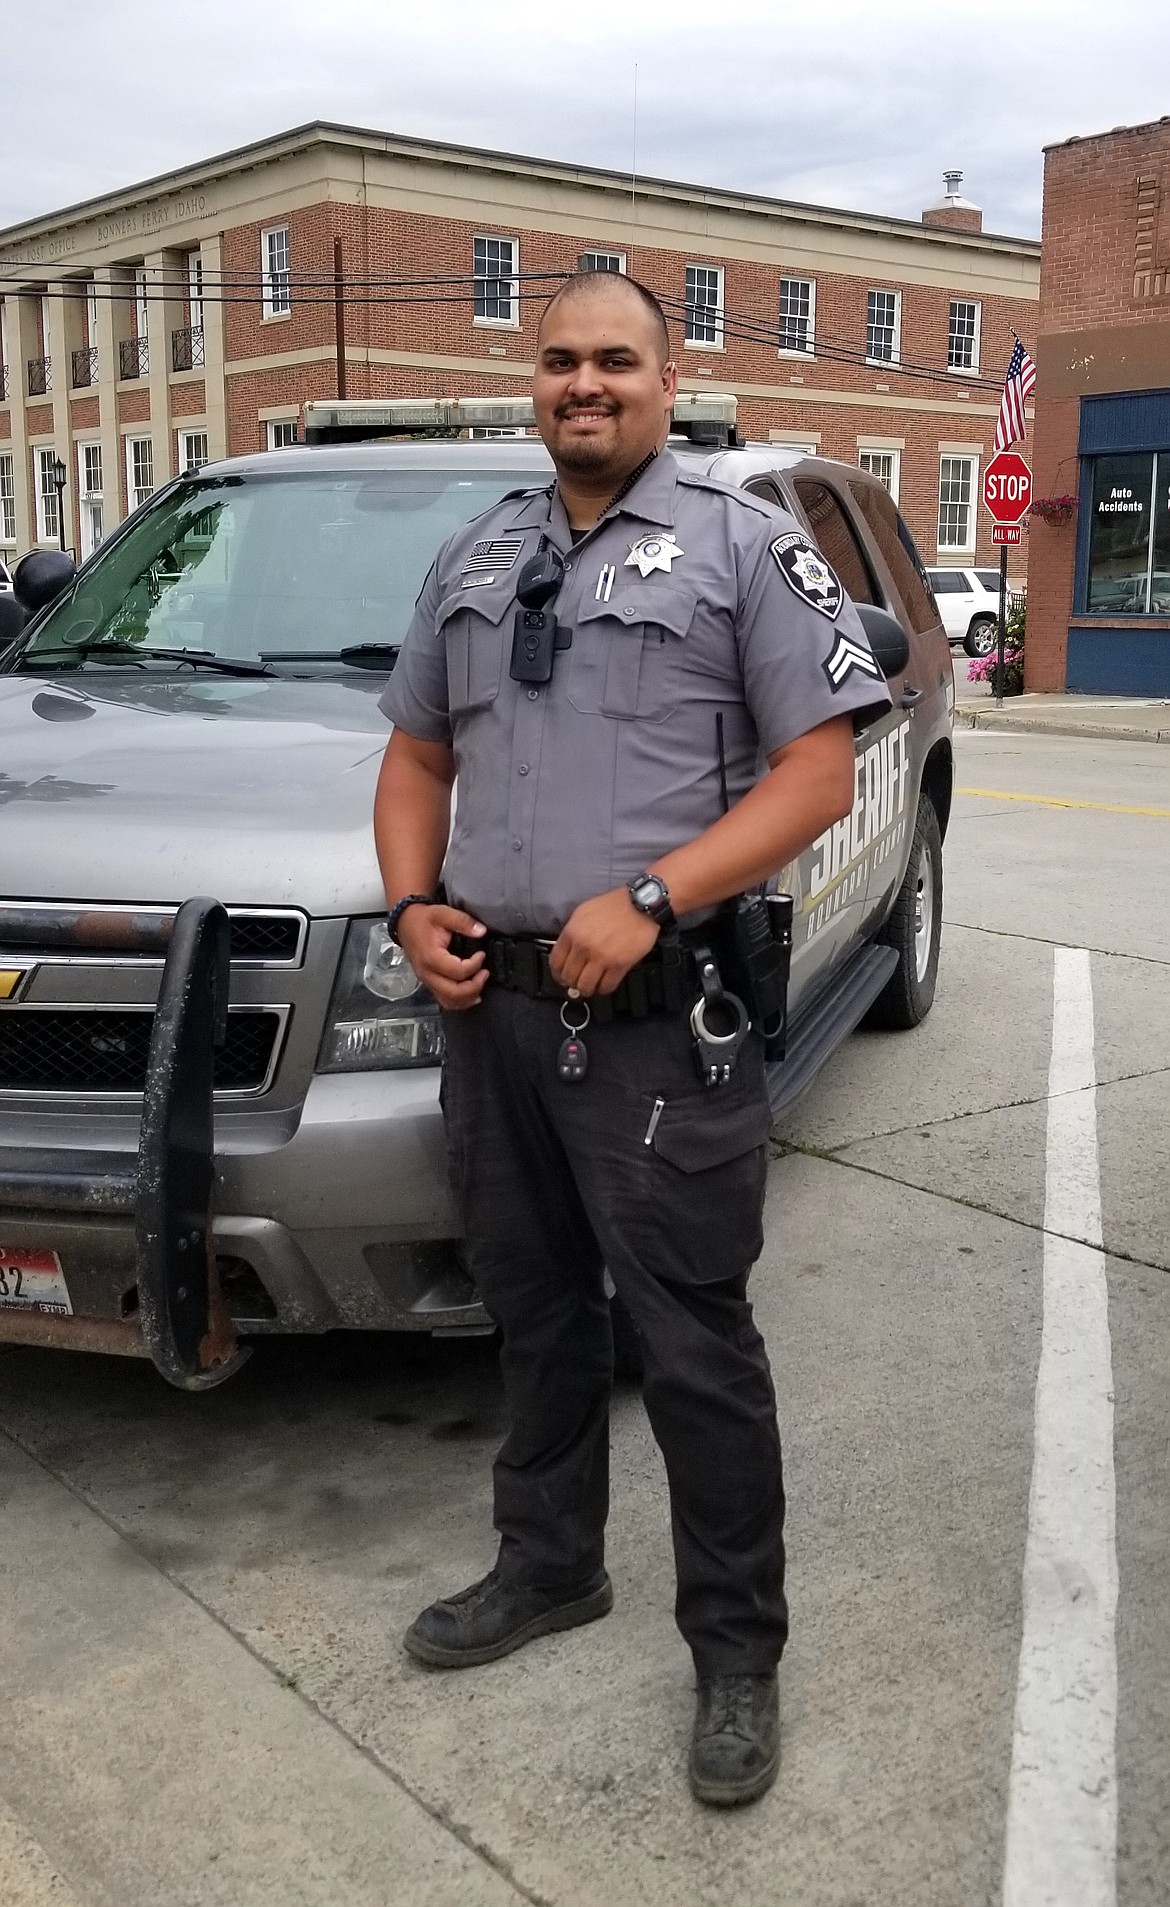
[899,685,923,707]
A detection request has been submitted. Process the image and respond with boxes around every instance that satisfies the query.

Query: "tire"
[864,795,943,1030]
[964,616,997,658]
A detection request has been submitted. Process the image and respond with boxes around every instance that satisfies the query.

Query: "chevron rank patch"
[822,629,883,691]
[770,533,843,621]
[462,533,525,576]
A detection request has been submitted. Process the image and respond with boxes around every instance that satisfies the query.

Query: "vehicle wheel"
[864,795,943,1030]
[610,1291,644,1382]
[964,616,997,657]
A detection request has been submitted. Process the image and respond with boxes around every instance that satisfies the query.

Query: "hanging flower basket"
[1029,494,1077,526]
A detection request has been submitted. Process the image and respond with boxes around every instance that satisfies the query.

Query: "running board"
[766,944,898,1119]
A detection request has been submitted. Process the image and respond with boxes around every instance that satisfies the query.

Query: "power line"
[0,267,1015,391]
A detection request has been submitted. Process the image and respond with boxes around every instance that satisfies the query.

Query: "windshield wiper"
[260,644,401,669]
[25,643,276,678]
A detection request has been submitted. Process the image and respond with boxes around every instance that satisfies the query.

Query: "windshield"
[16,467,536,671]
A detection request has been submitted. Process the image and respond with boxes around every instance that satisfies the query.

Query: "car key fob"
[557,1035,588,1082]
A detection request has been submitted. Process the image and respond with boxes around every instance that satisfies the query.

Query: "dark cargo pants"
[440,984,788,1676]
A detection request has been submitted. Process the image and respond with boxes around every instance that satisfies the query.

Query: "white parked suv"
[926,567,1005,656]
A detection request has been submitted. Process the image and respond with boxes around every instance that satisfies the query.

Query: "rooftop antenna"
[630,63,638,263]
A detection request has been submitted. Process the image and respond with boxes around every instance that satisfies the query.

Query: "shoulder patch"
[822,629,883,692]
[770,532,843,621]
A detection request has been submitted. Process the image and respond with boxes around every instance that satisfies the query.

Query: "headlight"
[317,917,444,1073]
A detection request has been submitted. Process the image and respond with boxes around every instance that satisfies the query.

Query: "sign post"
[982,452,1032,704]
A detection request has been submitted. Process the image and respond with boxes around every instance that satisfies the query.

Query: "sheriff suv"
[0,396,954,1387]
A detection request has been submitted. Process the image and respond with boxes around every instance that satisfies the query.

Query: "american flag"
[994,335,1037,452]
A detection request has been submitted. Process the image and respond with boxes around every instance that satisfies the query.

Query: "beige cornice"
[0,121,1039,302]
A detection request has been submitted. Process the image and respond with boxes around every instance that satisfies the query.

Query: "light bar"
[671,393,738,424]
[302,392,741,446]
[303,396,535,441]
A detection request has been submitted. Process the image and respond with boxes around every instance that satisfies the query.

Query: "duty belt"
[457,929,704,1020]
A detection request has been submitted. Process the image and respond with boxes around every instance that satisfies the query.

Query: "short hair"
[538,271,672,365]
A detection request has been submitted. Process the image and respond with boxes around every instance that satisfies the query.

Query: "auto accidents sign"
[983,451,1032,526]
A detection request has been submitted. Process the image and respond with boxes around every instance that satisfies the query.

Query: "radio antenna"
[630,63,638,260]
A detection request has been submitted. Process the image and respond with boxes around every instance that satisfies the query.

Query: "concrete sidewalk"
[955,689,1170,743]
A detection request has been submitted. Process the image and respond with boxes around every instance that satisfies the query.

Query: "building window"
[0,454,15,544]
[77,442,104,560]
[859,448,901,503]
[947,299,980,373]
[188,252,204,333]
[126,436,155,511]
[866,289,901,365]
[938,454,977,550]
[473,236,519,325]
[577,251,626,274]
[262,225,292,317]
[778,277,815,355]
[266,419,298,450]
[36,447,61,543]
[180,430,210,469]
[1084,451,1170,615]
[685,264,724,348]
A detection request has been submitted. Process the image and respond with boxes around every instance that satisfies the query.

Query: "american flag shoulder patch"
[461,532,525,576]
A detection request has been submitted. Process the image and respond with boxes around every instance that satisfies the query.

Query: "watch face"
[634,877,666,908]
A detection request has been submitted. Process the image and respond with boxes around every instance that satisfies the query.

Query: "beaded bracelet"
[387,893,434,946]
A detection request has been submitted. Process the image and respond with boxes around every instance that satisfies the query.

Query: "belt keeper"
[511,939,539,995]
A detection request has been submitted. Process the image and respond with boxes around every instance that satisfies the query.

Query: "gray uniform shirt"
[380,450,891,936]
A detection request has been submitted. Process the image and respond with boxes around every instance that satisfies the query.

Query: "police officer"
[374,272,890,1807]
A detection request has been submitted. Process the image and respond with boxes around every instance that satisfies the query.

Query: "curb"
[956,708,1170,744]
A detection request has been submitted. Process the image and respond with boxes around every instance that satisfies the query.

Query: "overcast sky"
[4,0,1168,241]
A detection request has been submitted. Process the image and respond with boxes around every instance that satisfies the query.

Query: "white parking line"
[1003,947,1118,1907]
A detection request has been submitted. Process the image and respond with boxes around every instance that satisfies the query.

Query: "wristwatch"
[627,871,676,931]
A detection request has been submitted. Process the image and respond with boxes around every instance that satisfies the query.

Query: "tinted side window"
[792,480,877,605]
[974,569,1000,590]
[928,571,965,594]
[851,481,938,633]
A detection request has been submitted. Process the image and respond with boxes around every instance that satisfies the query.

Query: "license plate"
[0,1247,74,1316]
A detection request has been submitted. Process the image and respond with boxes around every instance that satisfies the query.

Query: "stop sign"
[983,450,1032,525]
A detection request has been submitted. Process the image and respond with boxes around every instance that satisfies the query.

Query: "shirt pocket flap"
[435,581,516,632]
[651,1090,772,1173]
[578,580,697,639]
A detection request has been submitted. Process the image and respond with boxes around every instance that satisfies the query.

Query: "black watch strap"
[627,871,676,930]
[387,893,434,946]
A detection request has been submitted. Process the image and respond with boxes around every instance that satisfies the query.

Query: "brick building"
[0,123,1037,574]
[1028,116,1170,693]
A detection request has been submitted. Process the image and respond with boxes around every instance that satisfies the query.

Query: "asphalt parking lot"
[1,718,1168,1907]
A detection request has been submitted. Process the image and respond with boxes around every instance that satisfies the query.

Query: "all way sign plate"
[992,524,1023,545]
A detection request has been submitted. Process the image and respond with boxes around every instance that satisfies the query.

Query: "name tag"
[461,574,496,589]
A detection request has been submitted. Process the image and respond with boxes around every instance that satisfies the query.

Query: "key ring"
[560,995,591,1035]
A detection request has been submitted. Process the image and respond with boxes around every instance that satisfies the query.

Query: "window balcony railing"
[27,356,51,397]
[171,325,205,372]
[119,336,149,380]
[0,363,8,400]
[72,345,99,389]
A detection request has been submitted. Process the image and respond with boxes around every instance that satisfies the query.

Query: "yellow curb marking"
[957,786,1170,820]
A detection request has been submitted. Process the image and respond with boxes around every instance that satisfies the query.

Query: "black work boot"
[403,1566,613,1668]
[690,1670,780,1806]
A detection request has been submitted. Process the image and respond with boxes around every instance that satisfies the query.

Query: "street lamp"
[50,454,68,553]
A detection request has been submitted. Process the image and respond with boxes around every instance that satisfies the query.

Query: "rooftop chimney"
[922,169,983,234]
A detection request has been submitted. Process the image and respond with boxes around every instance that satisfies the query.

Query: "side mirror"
[0,594,27,656]
[853,603,909,679]
[14,549,77,616]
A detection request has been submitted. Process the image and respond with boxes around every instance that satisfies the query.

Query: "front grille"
[228,915,302,961]
[0,905,305,965]
[0,1009,282,1094]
